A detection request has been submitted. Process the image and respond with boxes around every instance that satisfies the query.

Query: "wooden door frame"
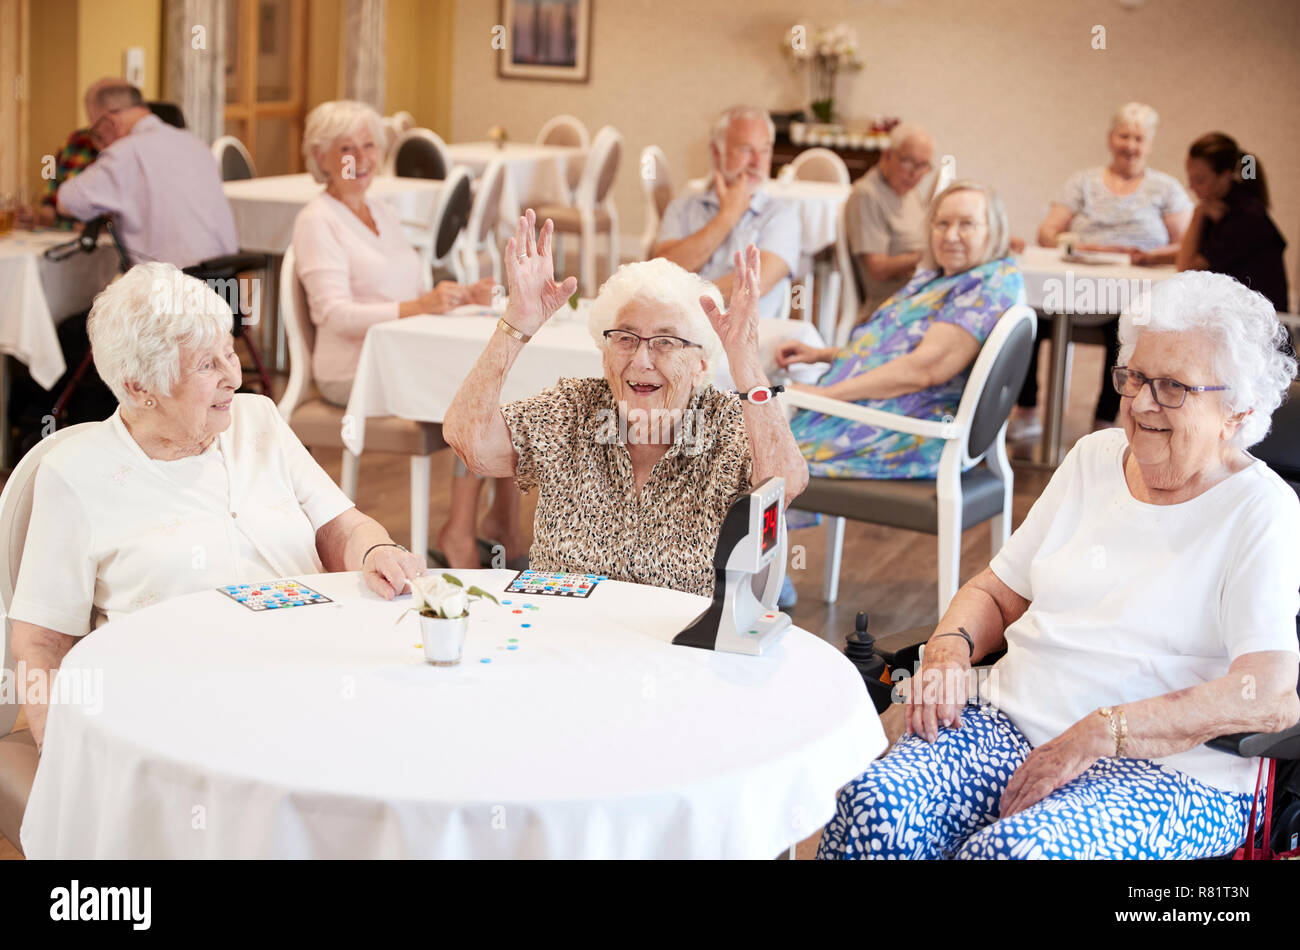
[223,0,308,173]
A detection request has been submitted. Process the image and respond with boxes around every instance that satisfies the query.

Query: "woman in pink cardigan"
[292,100,519,569]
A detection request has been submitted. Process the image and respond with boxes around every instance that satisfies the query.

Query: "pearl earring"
[145,399,154,408]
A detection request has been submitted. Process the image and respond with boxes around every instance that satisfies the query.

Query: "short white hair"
[588,258,725,390]
[1111,101,1158,137]
[887,123,933,153]
[302,100,386,184]
[87,262,233,406]
[710,105,775,163]
[1118,271,1296,449]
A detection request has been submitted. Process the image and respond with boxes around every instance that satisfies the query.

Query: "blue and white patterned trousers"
[817,702,1255,859]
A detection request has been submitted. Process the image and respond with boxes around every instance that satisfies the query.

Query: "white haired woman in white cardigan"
[9,264,426,751]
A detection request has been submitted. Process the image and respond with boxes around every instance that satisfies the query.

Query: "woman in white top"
[292,100,517,570]
[9,264,427,752]
[818,271,1300,860]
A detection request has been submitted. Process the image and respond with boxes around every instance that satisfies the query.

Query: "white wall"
[450,0,1300,307]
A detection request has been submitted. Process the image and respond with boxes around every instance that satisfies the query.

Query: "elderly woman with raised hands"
[9,264,426,751]
[818,271,1300,860]
[443,210,808,597]
[292,100,513,569]
[776,180,1022,480]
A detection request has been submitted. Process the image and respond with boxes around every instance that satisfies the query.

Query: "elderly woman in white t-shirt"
[818,271,1300,860]
[291,100,518,570]
[9,264,427,752]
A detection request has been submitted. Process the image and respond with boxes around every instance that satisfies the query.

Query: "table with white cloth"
[447,142,585,220]
[1014,245,1176,467]
[221,173,446,370]
[0,230,121,468]
[686,178,850,337]
[21,569,883,859]
[342,300,829,456]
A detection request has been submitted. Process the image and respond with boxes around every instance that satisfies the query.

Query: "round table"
[21,570,882,858]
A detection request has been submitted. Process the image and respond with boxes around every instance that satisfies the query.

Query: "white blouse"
[10,394,354,637]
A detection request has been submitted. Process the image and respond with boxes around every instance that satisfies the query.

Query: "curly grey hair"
[1118,270,1296,448]
[87,263,233,406]
[588,258,725,391]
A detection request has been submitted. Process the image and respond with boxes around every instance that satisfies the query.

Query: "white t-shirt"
[10,394,354,636]
[988,429,1300,795]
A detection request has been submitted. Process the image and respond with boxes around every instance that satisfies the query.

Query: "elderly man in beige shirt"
[845,124,936,322]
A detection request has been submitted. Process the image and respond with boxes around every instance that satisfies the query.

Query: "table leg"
[1039,309,1072,468]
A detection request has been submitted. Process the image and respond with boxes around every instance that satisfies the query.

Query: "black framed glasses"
[602,329,701,356]
[1111,366,1229,409]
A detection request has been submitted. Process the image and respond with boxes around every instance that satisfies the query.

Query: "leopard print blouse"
[500,377,753,598]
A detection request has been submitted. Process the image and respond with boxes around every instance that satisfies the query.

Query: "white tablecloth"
[0,231,121,388]
[447,142,584,219]
[22,570,882,859]
[1015,245,1176,320]
[686,178,851,267]
[343,301,828,455]
[222,174,446,254]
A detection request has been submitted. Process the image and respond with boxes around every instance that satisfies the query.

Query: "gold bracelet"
[1098,707,1128,758]
[496,317,532,343]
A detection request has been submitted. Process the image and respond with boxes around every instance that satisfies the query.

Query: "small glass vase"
[420,615,469,666]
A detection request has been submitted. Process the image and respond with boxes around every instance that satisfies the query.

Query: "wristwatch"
[737,385,785,404]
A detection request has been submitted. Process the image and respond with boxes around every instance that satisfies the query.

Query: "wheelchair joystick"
[844,612,894,713]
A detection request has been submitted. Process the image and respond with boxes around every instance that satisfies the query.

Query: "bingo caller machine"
[673,477,791,656]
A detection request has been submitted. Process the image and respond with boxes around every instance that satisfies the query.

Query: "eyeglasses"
[602,329,701,356]
[1111,366,1229,409]
[897,156,932,174]
[931,219,985,236]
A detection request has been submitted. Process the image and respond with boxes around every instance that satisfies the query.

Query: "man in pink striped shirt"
[57,83,238,269]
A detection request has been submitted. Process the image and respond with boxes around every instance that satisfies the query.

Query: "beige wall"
[386,0,454,134]
[23,0,161,188]
[449,0,1300,307]
[75,0,163,123]
[307,0,342,111]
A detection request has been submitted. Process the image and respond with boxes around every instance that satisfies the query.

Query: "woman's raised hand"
[699,244,762,364]
[503,209,578,335]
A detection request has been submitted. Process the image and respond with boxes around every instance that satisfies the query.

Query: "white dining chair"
[458,157,506,284]
[831,197,863,346]
[532,125,623,297]
[277,246,446,557]
[779,147,850,185]
[211,135,257,181]
[536,115,591,203]
[390,110,416,134]
[0,422,96,855]
[639,145,673,261]
[386,127,452,180]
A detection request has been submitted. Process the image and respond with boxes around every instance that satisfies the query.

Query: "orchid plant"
[407,573,499,620]
[783,23,865,123]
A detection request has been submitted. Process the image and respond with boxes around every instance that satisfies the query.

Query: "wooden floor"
[0,339,1106,860]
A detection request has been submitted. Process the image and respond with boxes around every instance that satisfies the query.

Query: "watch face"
[750,388,771,404]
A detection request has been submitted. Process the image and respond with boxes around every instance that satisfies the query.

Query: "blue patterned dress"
[790,258,1024,479]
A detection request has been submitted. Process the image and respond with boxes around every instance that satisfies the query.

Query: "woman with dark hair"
[1176,132,1289,312]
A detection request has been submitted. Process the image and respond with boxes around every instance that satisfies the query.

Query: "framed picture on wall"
[498,0,592,82]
